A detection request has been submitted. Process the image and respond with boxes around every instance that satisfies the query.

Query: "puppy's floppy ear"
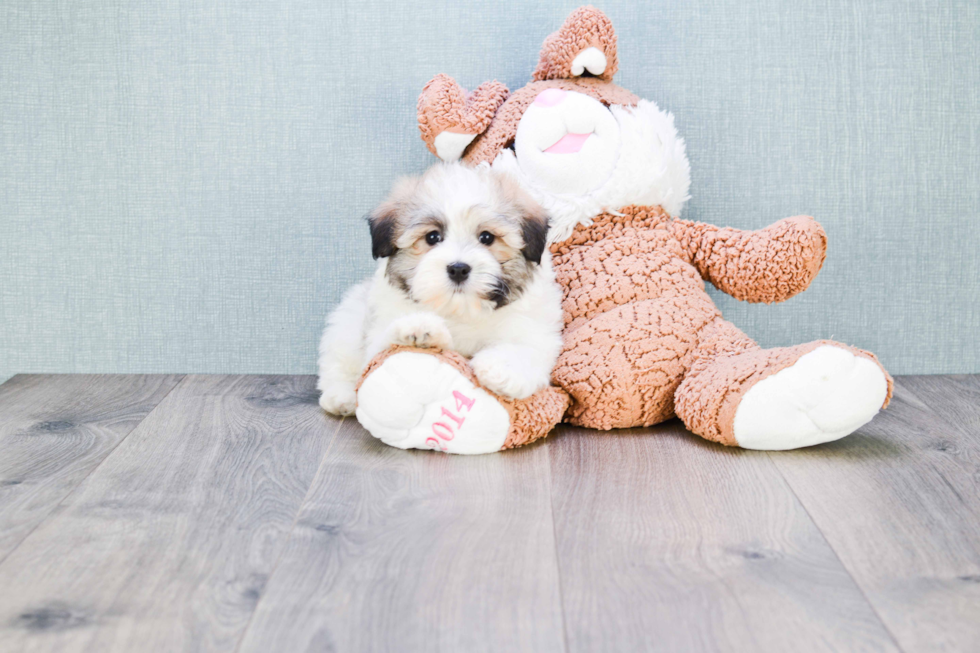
[520,209,549,264]
[367,204,398,259]
[493,170,550,264]
[367,176,418,259]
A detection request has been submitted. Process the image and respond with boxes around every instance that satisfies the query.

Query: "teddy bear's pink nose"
[533,88,567,107]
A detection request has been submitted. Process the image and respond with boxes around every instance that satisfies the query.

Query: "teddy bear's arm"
[671,216,828,304]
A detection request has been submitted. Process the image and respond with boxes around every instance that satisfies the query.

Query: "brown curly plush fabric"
[531,5,619,82]
[356,346,570,450]
[500,385,571,450]
[675,338,893,446]
[416,75,510,158]
[549,207,892,438]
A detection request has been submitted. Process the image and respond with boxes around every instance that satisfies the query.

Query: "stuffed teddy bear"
[353,6,892,454]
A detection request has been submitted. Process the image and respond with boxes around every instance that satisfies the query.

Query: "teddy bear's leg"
[553,299,718,430]
[353,346,568,454]
[674,318,893,450]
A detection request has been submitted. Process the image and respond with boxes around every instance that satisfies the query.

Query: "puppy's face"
[368,163,549,318]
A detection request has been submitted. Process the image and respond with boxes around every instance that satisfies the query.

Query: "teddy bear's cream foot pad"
[732,345,889,450]
[356,351,510,454]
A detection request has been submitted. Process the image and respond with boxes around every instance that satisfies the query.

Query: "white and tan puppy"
[317,162,563,416]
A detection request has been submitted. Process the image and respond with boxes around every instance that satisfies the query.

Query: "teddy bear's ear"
[417,74,509,162]
[532,6,619,82]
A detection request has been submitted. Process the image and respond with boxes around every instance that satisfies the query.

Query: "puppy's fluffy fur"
[317,162,564,416]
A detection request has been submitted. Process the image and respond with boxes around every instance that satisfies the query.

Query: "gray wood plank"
[549,423,900,653]
[0,374,183,562]
[899,374,980,440]
[0,375,339,653]
[237,420,566,653]
[769,376,980,653]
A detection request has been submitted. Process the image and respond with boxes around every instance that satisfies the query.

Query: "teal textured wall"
[2,0,978,383]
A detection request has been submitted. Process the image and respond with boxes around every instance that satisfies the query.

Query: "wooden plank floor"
[0,374,977,652]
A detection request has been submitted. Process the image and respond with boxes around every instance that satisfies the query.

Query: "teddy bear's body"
[349,6,892,454]
[553,206,731,430]
[550,205,831,440]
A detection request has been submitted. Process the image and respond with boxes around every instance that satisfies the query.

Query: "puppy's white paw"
[471,352,541,400]
[319,387,357,416]
[388,313,453,350]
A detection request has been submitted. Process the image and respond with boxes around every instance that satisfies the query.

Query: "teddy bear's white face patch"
[494,98,692,244]
[513,90,620,195]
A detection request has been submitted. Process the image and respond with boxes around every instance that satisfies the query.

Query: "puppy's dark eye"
[479,231,495,246]
[425,231,442,246]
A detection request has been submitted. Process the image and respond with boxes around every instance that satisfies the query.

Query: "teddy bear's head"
[417,6,692,242]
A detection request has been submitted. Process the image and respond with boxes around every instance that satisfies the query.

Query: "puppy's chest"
[443,320,500,357]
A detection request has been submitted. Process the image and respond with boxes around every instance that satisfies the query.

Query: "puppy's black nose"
[446,262,471,284]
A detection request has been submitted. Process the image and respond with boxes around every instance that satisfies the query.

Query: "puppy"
[317,162,564,416]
